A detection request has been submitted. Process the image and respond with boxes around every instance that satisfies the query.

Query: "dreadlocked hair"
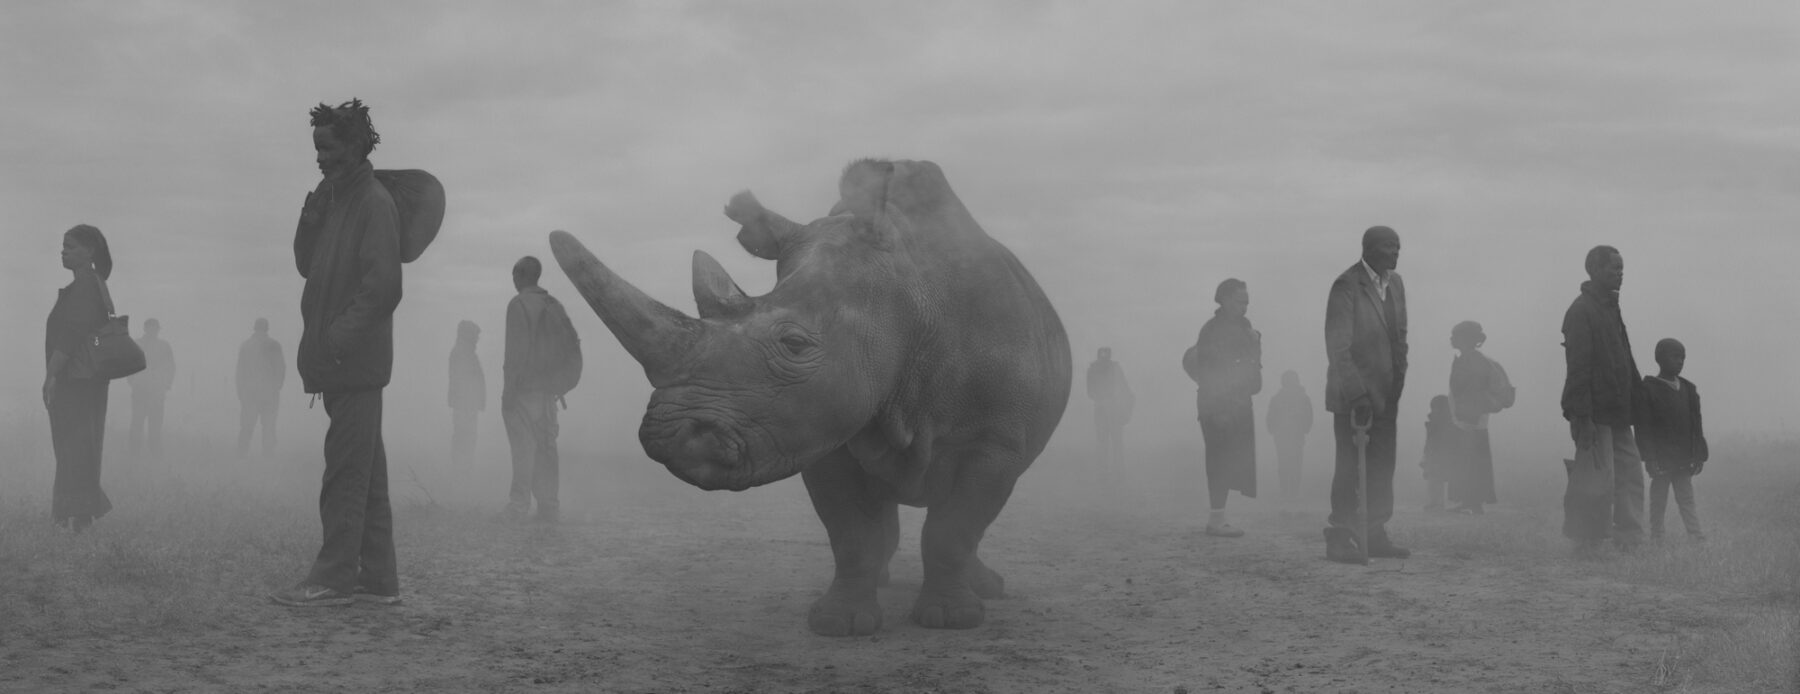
[308,98,380,158]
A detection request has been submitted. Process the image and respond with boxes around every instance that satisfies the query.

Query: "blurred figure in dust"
[1638,338,1707,542]
[127,317,176,460]
[1446,320,1513,515]
[1560,245,1644,556]
[1419,394,1459,512]
[1086,346,1134,469]
[235,317,285,458]
[1322,226,1409,562]
[447,320,486,471]
[43,224,116,532]
[1183,278,1261,538]
[1265,370,1313,502]
[270,99,402,607]
[502,256,582,524]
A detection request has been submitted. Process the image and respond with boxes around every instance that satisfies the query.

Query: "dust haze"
[2,4,1797,683]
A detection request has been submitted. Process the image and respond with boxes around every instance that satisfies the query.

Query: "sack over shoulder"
[374,169,445,263]
[70,315,146,381]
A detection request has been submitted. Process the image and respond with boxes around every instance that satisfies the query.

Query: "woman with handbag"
[43,224,118,531]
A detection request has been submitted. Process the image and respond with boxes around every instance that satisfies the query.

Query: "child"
[1638,338,1708,541]
[1420,395,1460,512]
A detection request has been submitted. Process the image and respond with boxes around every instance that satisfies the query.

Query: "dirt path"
[2,480,1751,693]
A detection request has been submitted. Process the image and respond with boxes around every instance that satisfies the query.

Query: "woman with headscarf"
[1447,320,1513,514]
[43,224,116,532]
[1184,278,1262,537]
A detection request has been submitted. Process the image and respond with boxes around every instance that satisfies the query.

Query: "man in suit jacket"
[1323,226,1410,561]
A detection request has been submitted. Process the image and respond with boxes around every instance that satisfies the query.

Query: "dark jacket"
[45,271,108,376]
[1559,281,1639,427]
[1324,262,1407,414]
[448,342,486,411]
[1637,376,1706,474]
[1186,310,1261,420]
[129,336,176,393]
[1086,357,1134,426]
[293,161,403,394]
[503,287,577,398]
[1266,383,1313,440]
[236,333,286,404]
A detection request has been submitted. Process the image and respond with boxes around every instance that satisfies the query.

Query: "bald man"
[1322,226,1409,562]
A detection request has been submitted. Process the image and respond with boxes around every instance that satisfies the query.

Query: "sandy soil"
[5,460,1757,694]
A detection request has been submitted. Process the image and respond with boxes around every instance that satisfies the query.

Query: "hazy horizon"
[4,2,1797,492]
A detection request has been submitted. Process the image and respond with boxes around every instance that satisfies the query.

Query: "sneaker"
[353,585,402,605]
[269,582,353,607]
[1368,541,1412,559]
[1204,523,1245,538]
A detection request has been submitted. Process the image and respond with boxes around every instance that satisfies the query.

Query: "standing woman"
[1184,278,1262,537]
[44,224,116,532]
[1447,320,1512,515]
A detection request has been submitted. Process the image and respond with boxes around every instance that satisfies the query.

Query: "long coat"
[1324,263,1408,414]
[1186,310,1261,496]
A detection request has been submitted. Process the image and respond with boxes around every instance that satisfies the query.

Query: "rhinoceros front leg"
[801,452,898,636]
[912,463,1018,629]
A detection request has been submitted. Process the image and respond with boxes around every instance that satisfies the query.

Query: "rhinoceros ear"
[725,191,801,261]
[692,250,753,320]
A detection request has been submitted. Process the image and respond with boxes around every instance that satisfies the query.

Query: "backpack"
[529,299,583,398]
[1487,357,1516,412]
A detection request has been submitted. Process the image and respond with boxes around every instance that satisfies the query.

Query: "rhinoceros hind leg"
[965,554,1005,599]
[809,588,883,636]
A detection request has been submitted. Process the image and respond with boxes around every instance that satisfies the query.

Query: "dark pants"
[237,397,278,457]
[451,407,477,469]
[304,389,397,595]
[1328,410,1397,538]
[1273,436,1304,500]
[128,387,166,459]
[50,378,112,523]
[504,393,559,519]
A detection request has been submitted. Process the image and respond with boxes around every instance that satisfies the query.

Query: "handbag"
[67,274,146,381]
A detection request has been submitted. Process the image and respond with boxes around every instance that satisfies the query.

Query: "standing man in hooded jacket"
[270,98,404,607]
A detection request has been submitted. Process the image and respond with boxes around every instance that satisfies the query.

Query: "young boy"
[1420,395,1459,512]
[1638,338,1708,542]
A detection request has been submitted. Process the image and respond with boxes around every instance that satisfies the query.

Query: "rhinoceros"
[548,159,1071,635]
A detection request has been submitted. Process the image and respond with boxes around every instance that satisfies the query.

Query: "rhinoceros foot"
[808,586,883,637]
[911,584,985,629]
[966,560,1005,600]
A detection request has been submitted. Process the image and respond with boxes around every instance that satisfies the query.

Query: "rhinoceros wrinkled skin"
[549,159,1072,635]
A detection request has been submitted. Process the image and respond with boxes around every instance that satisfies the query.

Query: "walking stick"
[1351,406,1373,565]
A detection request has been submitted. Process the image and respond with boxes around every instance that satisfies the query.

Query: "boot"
[1323,527,1365,564]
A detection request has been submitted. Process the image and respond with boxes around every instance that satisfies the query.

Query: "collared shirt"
[1361,258,1391,301]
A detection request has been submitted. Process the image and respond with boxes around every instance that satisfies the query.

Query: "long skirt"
[1449,429,1496,505]
[1200,403,1257,498]
[49,377,113,522]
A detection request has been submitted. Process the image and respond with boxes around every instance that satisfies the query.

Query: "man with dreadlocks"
[271,98,405,607]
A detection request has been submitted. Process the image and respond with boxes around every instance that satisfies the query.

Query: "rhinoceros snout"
[641,418,748,490]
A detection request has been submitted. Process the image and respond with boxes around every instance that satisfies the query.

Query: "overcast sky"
[3,1,1797,451]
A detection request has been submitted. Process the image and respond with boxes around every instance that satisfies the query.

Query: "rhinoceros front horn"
[549,230,700,387]
[692,250,752,319]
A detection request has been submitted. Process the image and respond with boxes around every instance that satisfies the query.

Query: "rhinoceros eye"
[778,334,815,357]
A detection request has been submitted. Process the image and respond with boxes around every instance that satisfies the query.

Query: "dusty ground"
[2,434,1796,692]
[1,492,1786,692]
